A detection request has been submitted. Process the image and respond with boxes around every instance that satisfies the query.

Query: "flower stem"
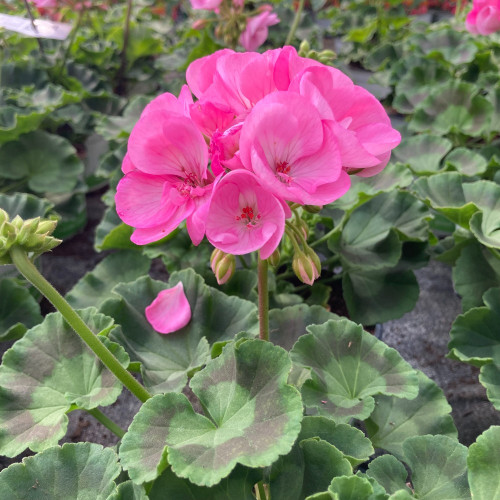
[57,9,85,79]
[310,226,336,248]
[257,254,269,342]
[285,0,305,46]
[86,408,126,439]
[115,0,133,94]
[256,481,268,500]
[8,246,152,404]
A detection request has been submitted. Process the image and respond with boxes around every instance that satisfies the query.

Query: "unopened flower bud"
[305,246,321,277]
[192,19,207,30]
[318,49,336,63]
[292,250,320,286]
[298,39,310,57]
[268,248,280,267]
[304,205,322,214]
[211,248,235,285]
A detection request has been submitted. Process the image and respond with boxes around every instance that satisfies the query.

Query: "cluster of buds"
[0,209,61,265]
[210,248,236,285]
[298,40,336,65]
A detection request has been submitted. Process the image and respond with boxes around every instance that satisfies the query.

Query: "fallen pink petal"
[145,282,192,334]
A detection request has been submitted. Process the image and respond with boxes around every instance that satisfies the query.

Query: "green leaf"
[452,241,500,311]
[299,416,374,467]
[95,95,150,141]
[0,309,128,456]
[468,426,500,500]
[410,81,493,137]
[393,134,452,174]
[448,287,500,366]
[402,435,469,499]
[94,206,137,251]
[418,28,478,65]
[479,363,500,410]
[0,192,55,220]
[149,465,260,500]
[330,163,413,212]
[119,340,303,486]
[0,442,121,499]
[0,278,42,341]
[328,475,374,500]
[102,269,258,394]
[342,268,419,325]
[291,319,418,423]
[444,148,488,177]
[365,371,457,459]
[66,251,150,309]
[329,191,429,271]
[107,481,148,500]
[366,455,411,495]
[0,131,84,195]
[52,192,87,240]
[269,304,340,351]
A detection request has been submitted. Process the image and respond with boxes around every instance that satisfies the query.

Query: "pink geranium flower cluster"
[116,47,401,262]
[466,0,500,35]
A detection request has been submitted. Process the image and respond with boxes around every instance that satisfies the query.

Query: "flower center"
[275,160,292,184]
[177,172,199,197]
[235,205,261,228]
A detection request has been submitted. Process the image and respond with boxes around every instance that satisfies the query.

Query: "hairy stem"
[257,254,269,342]
[9,246,152,403]
[86,408,126,439]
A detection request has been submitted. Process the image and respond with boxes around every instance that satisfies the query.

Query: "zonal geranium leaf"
[452,241,500,311]
[444,148,488,177]
[0,192,55,220]
[148,465,261,500]
[291,319,418,423]
[448,287,500,366]
[479,363,500,410]
[0,131,84,195]
[66,251,151,309]
[343,268,420,326]
[119,339,303,486]
[0,443,121,499]
[107,481,148,500]
[402,435,470,499]
[0,308,128,457]
[328,475,374,500]
[366,455,411,496]
[0,278,42,341]
[102,269,258,394]
[393,134,452,174]
[409,81,493,137]
[269,304,340,351]
[365,371,457,459]
[467,426,500,500]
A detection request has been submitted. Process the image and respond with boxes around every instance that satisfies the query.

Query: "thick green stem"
[285,0,305,45]
[257,254,269,342]
[86,408,126,439]
[9,246,152,403]
[256,481,268,500]
[115,0,133,94]
[310,226,336,248]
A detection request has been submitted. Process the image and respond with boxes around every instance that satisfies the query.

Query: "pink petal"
[145,282,191,334]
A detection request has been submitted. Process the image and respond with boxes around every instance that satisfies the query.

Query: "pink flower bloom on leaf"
[466,0,500,35]
[239,8,280,52]
[145,282,191,334]
[205,170,285,259]
[239,91,350,205]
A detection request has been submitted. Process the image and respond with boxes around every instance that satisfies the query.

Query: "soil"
[1,190,498,472]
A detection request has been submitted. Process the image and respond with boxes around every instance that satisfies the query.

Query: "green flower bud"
[292,249,320,286]
[298,40,310,57]
[268,248,280,267]
[0,211,61,265]
[318,49,336,63]
[303,204,323,214]
[211,249,236,285]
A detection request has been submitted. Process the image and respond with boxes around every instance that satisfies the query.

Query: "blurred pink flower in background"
[466,0,500,35]
[190,0,223,11]
[239,6,280,51]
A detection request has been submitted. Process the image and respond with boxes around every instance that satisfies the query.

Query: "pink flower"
[239,8,280,52]
[288,66,401,177]
[189,0,223,11]
[239,91,350,205]
[115,92,214,246]
[205,170,286,259]
[466,0,500,35]
[145,282,191,334]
